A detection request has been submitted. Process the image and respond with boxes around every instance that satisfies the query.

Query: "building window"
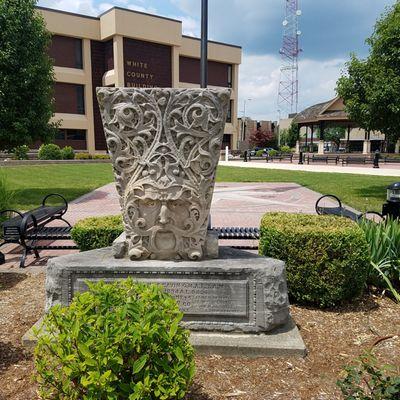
[54,83,85,115]
[226,100,233,123]
[55,129,87,150]
[222,134,231,149]
[49,35,83,69]
[227,65,232,88]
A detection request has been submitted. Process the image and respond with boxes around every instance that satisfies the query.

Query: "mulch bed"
[0,271,399,400]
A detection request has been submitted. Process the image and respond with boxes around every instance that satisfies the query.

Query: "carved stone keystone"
[96,88,230,261]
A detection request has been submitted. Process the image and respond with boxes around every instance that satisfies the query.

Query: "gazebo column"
[346,125,351,153]
[363,131,371,154]
[295,124,301,154]
[310,124,314,152]
[305,126,308,150]
[317,121,325,155]
[395,139,400,154]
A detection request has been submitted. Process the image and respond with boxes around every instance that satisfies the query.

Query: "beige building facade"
[38,6,242,152]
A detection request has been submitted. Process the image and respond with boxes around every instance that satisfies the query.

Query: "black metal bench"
[266,154,293,163]
[0,194,76,268]
[315,194,384,223]
[213,226,259,250]
[341,156,373,166]
[307,155,339,164]
[383,157,400,164]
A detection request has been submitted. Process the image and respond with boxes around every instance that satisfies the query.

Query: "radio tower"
[277,0,302,117]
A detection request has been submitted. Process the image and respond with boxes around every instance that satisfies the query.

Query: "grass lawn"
[3,163,395,212]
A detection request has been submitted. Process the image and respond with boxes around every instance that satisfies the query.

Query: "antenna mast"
[277,0,302,117]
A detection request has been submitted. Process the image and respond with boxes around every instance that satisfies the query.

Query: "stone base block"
[22,316,306,358]
[46,246,290,333]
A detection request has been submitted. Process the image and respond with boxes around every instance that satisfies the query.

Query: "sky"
[38,0,397,121]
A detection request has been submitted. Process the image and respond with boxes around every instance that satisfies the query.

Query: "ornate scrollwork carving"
[97,88,230,261]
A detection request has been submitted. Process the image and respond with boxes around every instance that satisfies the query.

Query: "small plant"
[259,212,369,307]
[337,351,400,399]
[279,145,292,153]
[13,145,29,160]
[38,144,62,160]
[0,171,15,224]
[61,146,75,160]
[75,152,92,160]
[93,154,110,159]
[34,279,195,399]
[268,149,278,157]
[71,215,123,251]
[255,149,264,157]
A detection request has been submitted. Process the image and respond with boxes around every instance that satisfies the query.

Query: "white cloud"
[239,54,346,121]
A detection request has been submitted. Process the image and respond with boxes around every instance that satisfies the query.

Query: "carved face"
[124,182,204,260]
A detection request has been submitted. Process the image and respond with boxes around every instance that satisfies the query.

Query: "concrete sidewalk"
[220,160,400,176]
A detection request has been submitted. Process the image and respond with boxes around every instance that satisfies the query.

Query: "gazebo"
[293,97,384,154]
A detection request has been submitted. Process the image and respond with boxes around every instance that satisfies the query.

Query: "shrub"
[71,215,123,251]
[13,145,29,160]
[259,212,369,307]
[279,145,292,153]
[255,149,264,157]
[61,146,75,160]
[0,171,15,226]
[34,279,195,400]
[75,152,92,160]
[268,149,278,157]
[38,143,62,160]
[337,351,400,399]
[93,154,110,159]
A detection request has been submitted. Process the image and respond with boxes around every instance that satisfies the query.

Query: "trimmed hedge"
[71,215,123,251]
[259,212,369,308]
[38,144,62,160]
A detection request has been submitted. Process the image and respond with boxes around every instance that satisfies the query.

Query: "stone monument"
[37,87,305,355]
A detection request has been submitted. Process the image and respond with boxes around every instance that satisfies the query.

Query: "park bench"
[315,194,384,223]
[383,157,400,164]
[0,194,76,268]
[266,153,293,163]
[307,155,339,164]
[341,156,372,166]
[213,226,259,250]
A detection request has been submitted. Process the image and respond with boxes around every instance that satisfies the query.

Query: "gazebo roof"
[293,97,350,125]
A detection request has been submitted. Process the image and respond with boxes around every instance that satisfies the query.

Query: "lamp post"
[382,182,400,219]
[200,0,208,88]
[242,98,252,142]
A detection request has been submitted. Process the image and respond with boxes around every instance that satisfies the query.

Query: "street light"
[242,98,252,142]
[382,182,400,219]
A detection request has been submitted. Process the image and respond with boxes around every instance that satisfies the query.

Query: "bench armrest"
[20,212,38,236]
[42,193,68,214]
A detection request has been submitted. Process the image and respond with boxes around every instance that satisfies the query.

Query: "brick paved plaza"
[0,182,328,270]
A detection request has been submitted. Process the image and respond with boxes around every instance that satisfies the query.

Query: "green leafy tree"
[280,122,298,148]
[337,2,400,144]
[0,0,57,151]
[324,127,346,150]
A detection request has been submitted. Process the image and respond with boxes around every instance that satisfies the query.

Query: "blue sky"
[38,0,397,120]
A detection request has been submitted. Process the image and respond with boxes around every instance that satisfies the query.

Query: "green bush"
[337,351,400,399]
[38,143,62,160]
[93,154,110,159]
[13,145,29,160]
[75,152,92,160]
[259,212,369,307]
[34,279,195,400]
[71,215,123,251]
[0,171,15,226]
[61,146,75,160]
[268,149,278,157]
[255,149,264,157]
[279,145,292,153]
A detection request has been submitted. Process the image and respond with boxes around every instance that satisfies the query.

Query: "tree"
[323,127,346,150]
[280,122,298,148]
[0,0,57,151]
[249,128,274,148]
[336,2,400,144]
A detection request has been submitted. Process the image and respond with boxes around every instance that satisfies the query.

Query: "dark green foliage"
[279,145,292,153]
[61,146,75,160]
[34,279,195,400]
[255,149,264,157]
[71,215,123,251]
[280,122,298,148]
[38,143,62,160]
[337,351,400,399]
[337,2,400,143]
[13,145,29,160]
[259,212,369,308]
[0,171,15,224]
[0,0,58,151]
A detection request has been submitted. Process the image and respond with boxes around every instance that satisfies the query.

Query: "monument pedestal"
[45,247,290,333]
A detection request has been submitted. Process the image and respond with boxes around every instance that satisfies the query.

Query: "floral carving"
[97,88,230,260]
